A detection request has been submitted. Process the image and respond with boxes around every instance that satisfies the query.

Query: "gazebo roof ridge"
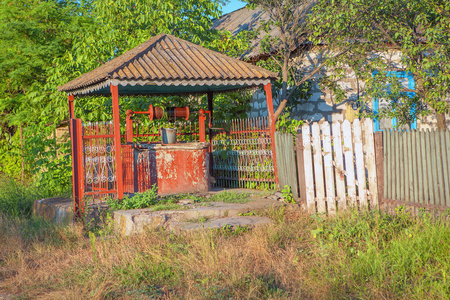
[58,34,278,96]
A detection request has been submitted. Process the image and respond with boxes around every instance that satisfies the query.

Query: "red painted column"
[111,84,124,199]
[199,109,206,142]
[263,83,279,187]
[71,118,84,221]
[68,94,74,119]
[126,110,133,143]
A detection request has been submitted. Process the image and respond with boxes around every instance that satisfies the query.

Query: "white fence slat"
[353,119,368,208]
[322,122,336,215]
[343,120,356,206]
[312,123,326,213]
[302,124,315,213]
[363,119,378,207]
[332,122,346,210]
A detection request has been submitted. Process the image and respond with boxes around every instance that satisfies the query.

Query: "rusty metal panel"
[212,117,276,190]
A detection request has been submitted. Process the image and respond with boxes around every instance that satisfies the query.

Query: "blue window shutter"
[372,71,417,132]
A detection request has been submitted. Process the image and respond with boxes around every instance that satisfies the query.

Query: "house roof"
[212,6,278,59]
[58,34,278,96]
[212,4,315,60]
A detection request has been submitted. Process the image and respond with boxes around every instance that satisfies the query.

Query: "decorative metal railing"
[82,121,117,200]
[212,117,275,189]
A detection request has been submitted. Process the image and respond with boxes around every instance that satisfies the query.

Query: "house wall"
[248,50,450,130]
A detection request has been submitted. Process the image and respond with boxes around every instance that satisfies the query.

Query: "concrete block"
[33,198,73,226]
[317,102,334,112]
[297,103,315,112]
[303,113,324,122]
[309,92,322,102]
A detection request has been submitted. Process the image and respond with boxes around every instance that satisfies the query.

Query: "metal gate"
[70,119,118,218]
[212,117,276,189]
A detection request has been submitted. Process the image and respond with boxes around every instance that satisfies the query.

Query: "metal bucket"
[160,128,177,144]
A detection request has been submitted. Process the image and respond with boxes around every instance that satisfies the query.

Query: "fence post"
[296,134,307,204]
[111,84,124,199]
[374,131,384,207]
[263,83,279,188]
[199,109,206,143]
[71,118,84,222]
[126,110,133,143]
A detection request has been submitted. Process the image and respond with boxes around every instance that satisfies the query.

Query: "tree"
[245,0,351,120]
[310,0,450,129]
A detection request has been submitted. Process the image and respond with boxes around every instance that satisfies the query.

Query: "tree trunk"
[274,99,288,120]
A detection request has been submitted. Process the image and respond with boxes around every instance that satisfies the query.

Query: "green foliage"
[275,112,303,134]
[281,185,295,204]
[107,185,159,210]
[208,191,250,203]
[310,209,450,298]
[0,176,41,218]
[0,0,253,195]
[310,0,450,126]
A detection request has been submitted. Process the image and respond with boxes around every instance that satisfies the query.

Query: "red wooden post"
[126,110,133,143]
[199,109,206,142]
[71,118,84,221]
[111,84,124,199]
[263,83,279,187]
[68,94,74,119]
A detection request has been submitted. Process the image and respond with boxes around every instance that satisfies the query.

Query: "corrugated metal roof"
[212,6,277,59]
[58,34,278,95]
[212,4,313,59]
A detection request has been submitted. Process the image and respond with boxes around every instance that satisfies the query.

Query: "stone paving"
[34,188,285,235]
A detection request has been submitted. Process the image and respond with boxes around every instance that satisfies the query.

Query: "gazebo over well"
[59,34,279,208]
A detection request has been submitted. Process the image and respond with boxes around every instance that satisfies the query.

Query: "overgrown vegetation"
[106,190,250,211]
[1,200,450,299]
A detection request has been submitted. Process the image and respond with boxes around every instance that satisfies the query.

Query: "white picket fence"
[300,119,379,214]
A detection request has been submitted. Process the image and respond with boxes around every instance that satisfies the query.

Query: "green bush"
[0,176,41,218]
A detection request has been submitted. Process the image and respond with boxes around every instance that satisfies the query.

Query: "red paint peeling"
[123,143,209,195]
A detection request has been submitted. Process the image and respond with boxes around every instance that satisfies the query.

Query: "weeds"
[207,191,250,204]
[1,186,450,299]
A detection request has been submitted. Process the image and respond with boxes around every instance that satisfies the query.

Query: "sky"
[221,0,247,15]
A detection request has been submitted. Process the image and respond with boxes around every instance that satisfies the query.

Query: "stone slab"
[33,198,73,226]
[170,216,273,233]
[113,195,282,236]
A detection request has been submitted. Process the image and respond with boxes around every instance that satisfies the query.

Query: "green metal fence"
[383,129,450,209]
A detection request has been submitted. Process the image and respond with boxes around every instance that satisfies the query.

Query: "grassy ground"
[1,178,450,299]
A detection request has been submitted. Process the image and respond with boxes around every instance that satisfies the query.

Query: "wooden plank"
[405,130,412,202]
[287,133,299,201]
[441,130,450,206]
[353,119,367,208]
[375,131,385,205]
[312,123,326,213]
[395,130,400,200]
[385,130,391,200]
[435,130,445,206]
[302,124,315,213]
[364,119,378,208]
[426,130,434,205]
[420,131,428,204]
[296,134,307,203]
[400,130,405,201]
[332,122,346,211]
[411,130,419,204]
[321,122,336,215]
[343,120,356,206]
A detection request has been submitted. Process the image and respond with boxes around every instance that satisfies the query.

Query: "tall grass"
[0,176,41,218]
[0,200,449,299]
